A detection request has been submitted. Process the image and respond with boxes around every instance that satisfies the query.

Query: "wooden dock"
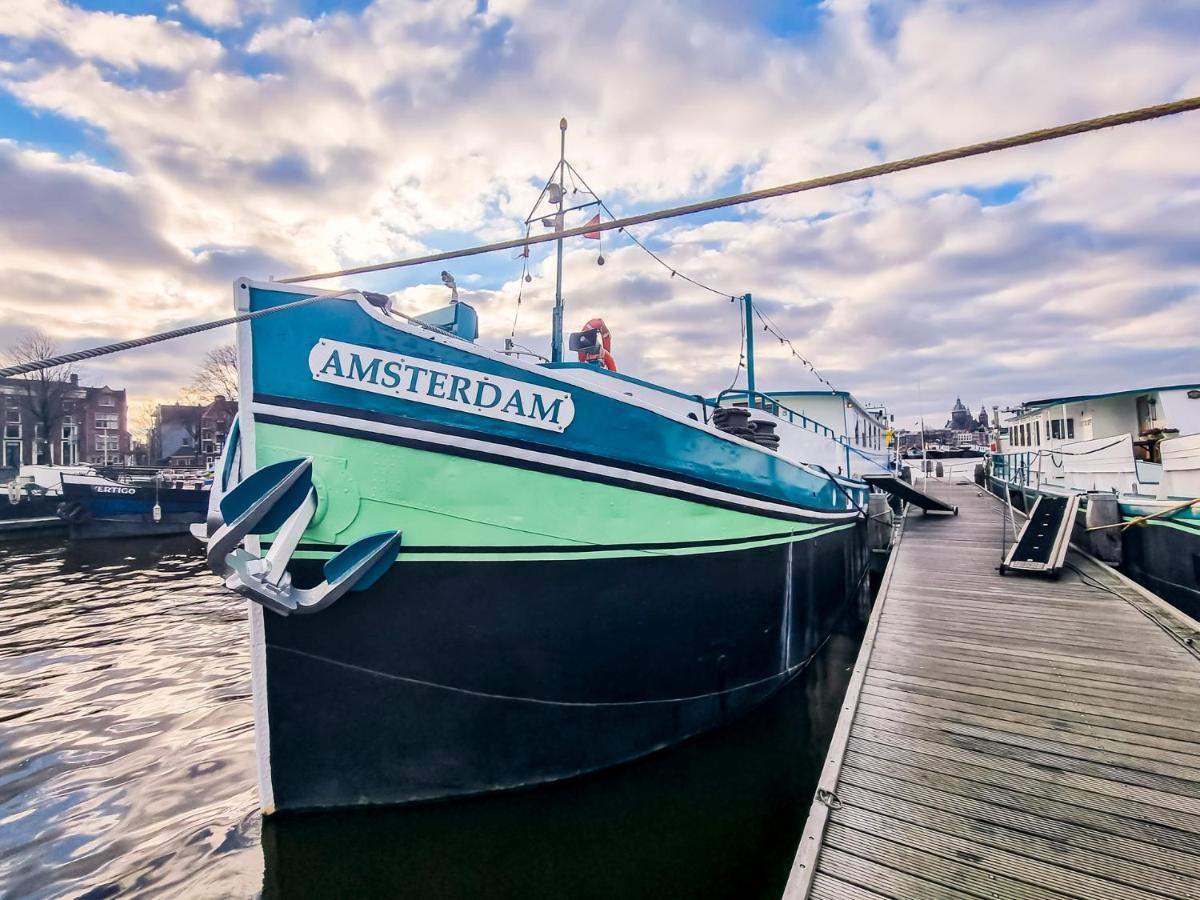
[785,478,1200,900]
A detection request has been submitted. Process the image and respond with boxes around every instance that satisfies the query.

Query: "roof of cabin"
[1022,383,1200,411]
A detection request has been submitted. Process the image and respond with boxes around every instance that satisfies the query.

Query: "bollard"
[935,461,944,478]
[1085,492,1122,565]
[973,464,986,487]
[900,465,912,484]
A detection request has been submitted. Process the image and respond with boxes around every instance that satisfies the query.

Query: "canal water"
[0,535,870,899]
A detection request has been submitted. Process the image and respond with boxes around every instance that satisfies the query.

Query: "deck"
[784,478,1200,900]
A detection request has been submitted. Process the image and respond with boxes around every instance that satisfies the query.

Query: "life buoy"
[577,317,617,372]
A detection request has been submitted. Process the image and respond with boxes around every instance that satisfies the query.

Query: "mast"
[743,293,756,404]
[551,118,567,363]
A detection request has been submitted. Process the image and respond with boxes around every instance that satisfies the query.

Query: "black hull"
[260,524,868,813]
[1122,520,1200,621]
[67,517,199,540]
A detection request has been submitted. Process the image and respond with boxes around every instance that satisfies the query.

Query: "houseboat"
[191,274,899,814]
[989,384,1200,618]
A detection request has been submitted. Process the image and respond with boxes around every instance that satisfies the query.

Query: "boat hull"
[58,477,208,539]
[230,281,873,814]
[259,524,867,812]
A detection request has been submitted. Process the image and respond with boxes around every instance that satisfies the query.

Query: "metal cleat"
[204,457,315,576]
[225,530,402,616]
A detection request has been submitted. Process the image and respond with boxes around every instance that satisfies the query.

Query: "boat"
[193,129,897,814]
[57,471,209,539]
[987,384,1200,618]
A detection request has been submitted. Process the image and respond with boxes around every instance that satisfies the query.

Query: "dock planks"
[784,479,1200,900]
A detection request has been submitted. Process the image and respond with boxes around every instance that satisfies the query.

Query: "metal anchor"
[198,454,401,616]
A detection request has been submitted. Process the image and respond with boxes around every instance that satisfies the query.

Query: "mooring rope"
[279,95,1200,283]
[3,95,1197,378]
[0,292,357,378]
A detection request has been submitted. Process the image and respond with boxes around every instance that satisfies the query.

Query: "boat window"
[1067,418,1074,439]
[1035,422,1040,445]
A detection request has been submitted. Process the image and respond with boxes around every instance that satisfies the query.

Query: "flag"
[584,214,601,239]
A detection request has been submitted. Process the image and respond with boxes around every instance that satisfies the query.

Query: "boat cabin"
[995,383,1200,499]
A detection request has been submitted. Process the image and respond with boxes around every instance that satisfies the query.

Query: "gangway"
[1000,493,1079,577]
[862,473,958,515]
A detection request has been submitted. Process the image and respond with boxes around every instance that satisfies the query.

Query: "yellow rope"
[1086,496,1200,532]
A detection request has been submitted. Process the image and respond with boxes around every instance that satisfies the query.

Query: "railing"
[715,389,837,439]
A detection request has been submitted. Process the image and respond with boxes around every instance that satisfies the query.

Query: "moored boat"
[58,471,209,539]
[193,123,901,814]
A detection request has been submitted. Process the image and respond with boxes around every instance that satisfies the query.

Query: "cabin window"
[1049,419,1076,440]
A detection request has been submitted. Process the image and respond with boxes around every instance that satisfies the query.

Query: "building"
[150,397,237,468]
[1,374,131,473]
[200,396,238,468]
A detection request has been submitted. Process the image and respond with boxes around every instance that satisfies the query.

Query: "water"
[0,536,869,899]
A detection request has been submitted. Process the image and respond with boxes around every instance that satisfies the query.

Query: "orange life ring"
[577,317,618,372]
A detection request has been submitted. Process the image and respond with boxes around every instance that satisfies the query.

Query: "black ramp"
[1002,493,1079,577]
[862,474,958,514]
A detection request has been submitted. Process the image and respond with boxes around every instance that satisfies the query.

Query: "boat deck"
[784,478,1200,900]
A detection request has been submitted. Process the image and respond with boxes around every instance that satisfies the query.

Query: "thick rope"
[280,95,1200,283]
[3,96,1196,377]
[0,292,352,378]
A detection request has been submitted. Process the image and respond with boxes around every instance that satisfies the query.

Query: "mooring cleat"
[205,458,314,576]
[226,530,402,616]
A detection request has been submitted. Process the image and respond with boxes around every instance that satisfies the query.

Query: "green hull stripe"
[255,422,850,553]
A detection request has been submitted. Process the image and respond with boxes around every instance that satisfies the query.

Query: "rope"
[279,95,1200,283]
[5,96,1196,378]
[0,291,356,379]
[1086,496,1200,532]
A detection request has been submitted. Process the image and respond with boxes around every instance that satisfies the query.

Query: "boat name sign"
[309,339,575,433]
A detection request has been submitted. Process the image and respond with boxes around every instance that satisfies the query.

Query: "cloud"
[0,0,222,72]
[0,0,1196,423]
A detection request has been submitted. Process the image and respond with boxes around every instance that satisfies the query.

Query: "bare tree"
[4,331,78,466]
[188,344,239,402]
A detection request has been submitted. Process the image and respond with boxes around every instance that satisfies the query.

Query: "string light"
[514,157,840,394]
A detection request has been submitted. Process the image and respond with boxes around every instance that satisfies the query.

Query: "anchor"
[198,453,401,616]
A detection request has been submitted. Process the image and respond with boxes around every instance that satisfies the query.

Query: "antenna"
[551,117,568,364]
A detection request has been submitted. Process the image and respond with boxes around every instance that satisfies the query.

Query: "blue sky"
[1,0,1198,426]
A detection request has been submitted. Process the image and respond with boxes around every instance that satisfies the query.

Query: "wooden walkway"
[785,478,1200,900]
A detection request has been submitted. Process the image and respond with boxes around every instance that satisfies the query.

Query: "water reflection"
[0,535,868,899]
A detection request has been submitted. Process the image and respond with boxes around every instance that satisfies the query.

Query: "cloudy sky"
[1,0,1197,429]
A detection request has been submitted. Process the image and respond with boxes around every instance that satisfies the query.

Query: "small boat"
[193,127,899,815]
[57,471,209,539]
[988,383,1200,618]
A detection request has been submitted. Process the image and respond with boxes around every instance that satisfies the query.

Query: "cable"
[7,95,1197,378]
[565,160,837,392]
[279,95,1200,284]
[0,291,355,379]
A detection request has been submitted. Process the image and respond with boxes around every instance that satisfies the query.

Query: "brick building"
[1,375,131,471]
[150,396,237,468]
